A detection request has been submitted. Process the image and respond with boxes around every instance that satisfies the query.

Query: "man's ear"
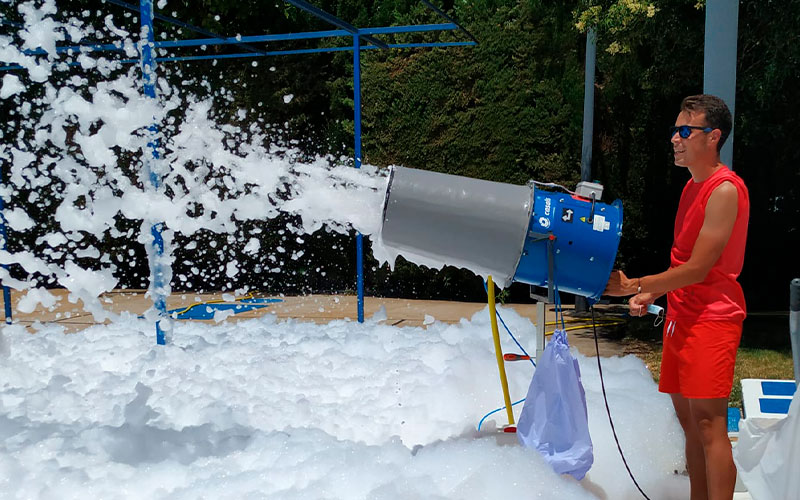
[709,129,722,146]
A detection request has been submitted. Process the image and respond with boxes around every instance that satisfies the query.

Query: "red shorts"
[658,319,742,399]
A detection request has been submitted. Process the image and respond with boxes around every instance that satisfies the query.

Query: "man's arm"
[605,181,739,296]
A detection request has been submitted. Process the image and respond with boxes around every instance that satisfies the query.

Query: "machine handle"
[503,353,532,362]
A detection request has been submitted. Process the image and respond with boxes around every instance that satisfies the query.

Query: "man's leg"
[688,397,736,500]
[671,393,709,500]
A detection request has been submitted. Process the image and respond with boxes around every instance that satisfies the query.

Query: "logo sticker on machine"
[592,215,610,232]
[538,216,551,229]
[561,208,574,223]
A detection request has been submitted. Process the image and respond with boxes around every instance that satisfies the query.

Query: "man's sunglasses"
[670,125,714,139]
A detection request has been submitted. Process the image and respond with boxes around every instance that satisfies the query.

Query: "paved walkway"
[4,290,630,357]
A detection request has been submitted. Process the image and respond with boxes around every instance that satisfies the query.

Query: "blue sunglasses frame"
[670,125,714,139]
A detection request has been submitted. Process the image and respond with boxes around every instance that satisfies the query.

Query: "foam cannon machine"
[380,166,623,361]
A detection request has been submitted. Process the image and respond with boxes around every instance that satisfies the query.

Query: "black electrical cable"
[591,306,652,500]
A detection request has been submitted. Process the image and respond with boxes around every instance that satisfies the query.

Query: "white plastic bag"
[733,389,800,500]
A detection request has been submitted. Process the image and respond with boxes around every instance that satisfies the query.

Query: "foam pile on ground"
[1,308,688,499]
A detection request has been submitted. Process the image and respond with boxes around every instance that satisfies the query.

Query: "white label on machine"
[592,215,610,232]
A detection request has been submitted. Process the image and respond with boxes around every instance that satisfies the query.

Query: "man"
[604,94,749,500]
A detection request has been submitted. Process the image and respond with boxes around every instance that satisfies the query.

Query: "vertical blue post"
[0,188,12,324]
[139,0,167,344]
[704,0,739,168]
[353,34,364,323]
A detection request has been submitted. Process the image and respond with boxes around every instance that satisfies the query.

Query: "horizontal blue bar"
[156,23,460,46]
[120,46,353,63]
[761,381,797,396]
[2,41,476,71]
[19,30,351,56]
[13,23,464,58]
[139,42,475,63]
[54,42,124,55]
[759,398,791,415]
[155,29,350,49]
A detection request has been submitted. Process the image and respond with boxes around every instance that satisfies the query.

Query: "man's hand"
[604,269,637,296]
[629,293,659,317]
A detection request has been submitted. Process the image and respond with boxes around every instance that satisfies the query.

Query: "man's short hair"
[680,94,732,152]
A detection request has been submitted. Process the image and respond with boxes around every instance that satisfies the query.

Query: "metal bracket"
[526,232,557,363]
[527,231,555,303]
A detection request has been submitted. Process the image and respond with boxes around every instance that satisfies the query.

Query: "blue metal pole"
[7,25,467,60]
[354,34,364,323]
[17,29,350,56]
[704,0,739,169]
[139,0,167,344]
[0,186,12,324]
[3,42,477,72]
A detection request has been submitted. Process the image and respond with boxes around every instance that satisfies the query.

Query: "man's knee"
[689,398,729,446]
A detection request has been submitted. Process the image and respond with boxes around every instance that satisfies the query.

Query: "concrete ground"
[4,289,631,357]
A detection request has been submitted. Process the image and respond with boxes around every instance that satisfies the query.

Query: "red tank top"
[666,166,749,323]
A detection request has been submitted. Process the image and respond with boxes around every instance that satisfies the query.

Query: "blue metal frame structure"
[0,1,476,337]
[2,24,467,68]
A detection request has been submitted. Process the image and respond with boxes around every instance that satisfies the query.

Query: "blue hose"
[483,281,536,368]
[477,398,526,431]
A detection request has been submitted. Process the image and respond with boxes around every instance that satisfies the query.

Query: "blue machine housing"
[513,188,623,302]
